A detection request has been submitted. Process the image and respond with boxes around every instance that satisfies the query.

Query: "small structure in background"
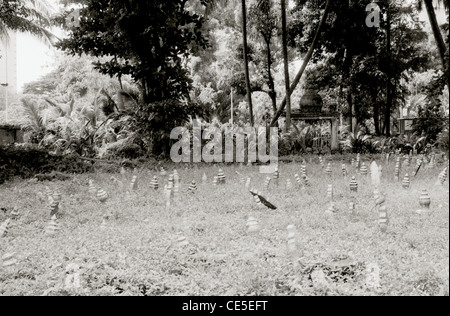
[283,90,340,153]
[398,117,416,141]
[0,124,24,146]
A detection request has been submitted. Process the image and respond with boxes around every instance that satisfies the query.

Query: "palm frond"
[95,88,117,116]
[44,98,66,116]
[3,14,58,45]
[20,98,45,133]
[22,0,58,19]
[0,0,58,45]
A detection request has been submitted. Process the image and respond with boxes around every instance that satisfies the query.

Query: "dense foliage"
[0,158,448,295]
[56,0,208,104]
[1,0,448,160]
[0,145,93,184]
[412,73,449,148]
[0,0,55,43]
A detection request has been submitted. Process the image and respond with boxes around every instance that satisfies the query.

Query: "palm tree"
[281,0,291,131]
[241,0,254,126]
[203,0,254,126]
[418,0,449,88]
[385,1,392,137]
[0,0,57,44]
[271,0,331,127]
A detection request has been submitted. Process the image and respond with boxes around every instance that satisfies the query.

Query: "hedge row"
[0,145,94,184]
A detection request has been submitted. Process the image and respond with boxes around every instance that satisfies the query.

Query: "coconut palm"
[271,0,332,126]
[241,0,254,126]
[203,0,255,126]
[0,0,57,44]
[280,0,291,131]
[417,0,449,88]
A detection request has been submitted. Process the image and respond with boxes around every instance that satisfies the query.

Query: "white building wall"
[0,30,18,111]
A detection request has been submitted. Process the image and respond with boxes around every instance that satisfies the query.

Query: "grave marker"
[96,189,108,203]
[218,169,226,184]
[188,180,197,193]
[273,168,280,186]
[45,215,61,235]
[130,175,138,190]
[342,164,348,178]
[2,253,17,267]
[150,176,159,190]
[349,177,358,192]
[0,219,11,237]
[325,163,332,177]
[360,162,368,176]
[287,225,297,253]
[246,216,259,232]
[264,177,271,190]
[402,174,410,189]
[418,189,431,212]
[327,184,333,201]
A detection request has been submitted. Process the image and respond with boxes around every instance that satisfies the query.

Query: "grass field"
[0,156,449,296]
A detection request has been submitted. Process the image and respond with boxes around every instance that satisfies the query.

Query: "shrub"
[342,131,379,154]
[436,127,449,152]
[0,145,94,183]
[412,72,448,146]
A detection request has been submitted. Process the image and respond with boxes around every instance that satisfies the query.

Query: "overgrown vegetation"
[1,0,448,161]
[412,74,449,150]
[0,145,93,184]
[0,158,448,296]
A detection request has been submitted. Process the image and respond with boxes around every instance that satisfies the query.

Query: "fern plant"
[342,129,379,154]
[20,97,47,144]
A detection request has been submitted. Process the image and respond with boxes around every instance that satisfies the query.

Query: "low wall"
[0,125,24,146]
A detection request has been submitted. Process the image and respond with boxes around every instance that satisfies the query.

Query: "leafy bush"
[279,122,333,156]
[134,99,202,157]
[412,72,448,146]
[375,136,414,154]
[412,105,447,143]
[342,129,379,154]
[0,145,94,183]
[19,85,148,160]
[436,128,449,152]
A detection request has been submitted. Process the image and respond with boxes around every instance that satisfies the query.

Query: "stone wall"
[0,125,23,146]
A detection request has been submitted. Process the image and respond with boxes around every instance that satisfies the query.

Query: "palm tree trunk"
[270,0,331,127]
[423,0,449,88]
[264,37,277,113]
[372,89,381,135]
[281,0,291,132]
[241,0,254,126]
[385,3,392,137]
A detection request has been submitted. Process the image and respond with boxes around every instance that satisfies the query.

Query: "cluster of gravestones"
[1,153,448,271]
[240,153,448,237]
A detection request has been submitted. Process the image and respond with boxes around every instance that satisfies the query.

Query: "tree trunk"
[372,89,381,135]
[349,91,357,134]
[270,0,331,127]
[281,0,291,132]
[264,37,277,113]
[241,0,254,126]
[385,4,392,137]
[424,0,449,88]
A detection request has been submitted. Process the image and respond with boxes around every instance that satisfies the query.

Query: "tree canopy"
[56,0,209,104]
[0,0,56,44]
